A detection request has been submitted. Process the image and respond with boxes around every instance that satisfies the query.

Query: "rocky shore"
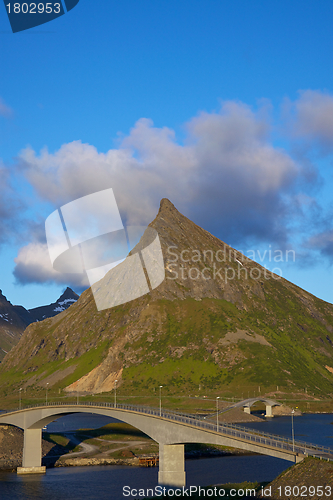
[0,424,67,472]
[54,456,141,468]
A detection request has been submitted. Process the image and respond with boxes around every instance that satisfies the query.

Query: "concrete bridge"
[242,398,281,417]
[0,402,332,486]
[218,397,282,417]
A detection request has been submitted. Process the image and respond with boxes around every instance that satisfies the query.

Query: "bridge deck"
[1,401,332,462]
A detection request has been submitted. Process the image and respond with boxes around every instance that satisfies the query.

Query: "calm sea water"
[0,456,290,500]
[244,412,333,448]
[0,413,331,500]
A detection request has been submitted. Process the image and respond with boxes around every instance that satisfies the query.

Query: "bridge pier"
[265,404,273,417]
[17,428,45,474]
[243,406,251,414]
[158,444,185,487]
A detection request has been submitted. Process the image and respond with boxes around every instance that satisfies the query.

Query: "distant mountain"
[0,291,31,361]
[1,199,333,398]
[28,287,79,322]
[0,288,78,362]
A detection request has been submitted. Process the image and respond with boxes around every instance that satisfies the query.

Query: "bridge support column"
[17,428,45,474]
[243,406,251,414]
[265,405,273,417]
[158,444,185,487]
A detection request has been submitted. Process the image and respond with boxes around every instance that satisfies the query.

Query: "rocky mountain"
[28,287,79,323]
[0,288,78,362]
[1,199,333,398]
[0,291,31,361]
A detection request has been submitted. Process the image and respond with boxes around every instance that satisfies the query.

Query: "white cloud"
[14,242,89,288]
[18,120,195,228]
[188,102,297,192]
[18,101,298,227]
[14,99,318,286]
[285,90,333,152]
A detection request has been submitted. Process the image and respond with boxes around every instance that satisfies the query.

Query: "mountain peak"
[57,287,79,303]
[28,287,79,322]
[158,198,178,214]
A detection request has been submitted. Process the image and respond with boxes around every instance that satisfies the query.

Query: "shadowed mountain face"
[0,291,31,362]
[1,199,333,397]
[0,288,78,362]
[28,288,79,323]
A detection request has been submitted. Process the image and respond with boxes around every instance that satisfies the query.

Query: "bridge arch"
[240,398,281,417]
[0,405,193,484]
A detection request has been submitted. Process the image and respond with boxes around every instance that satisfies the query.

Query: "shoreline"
[0,448,256,473]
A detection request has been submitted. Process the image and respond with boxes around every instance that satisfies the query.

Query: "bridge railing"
[1,401,333,459]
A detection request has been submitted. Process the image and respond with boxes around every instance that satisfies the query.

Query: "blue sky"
[0,0,333,308]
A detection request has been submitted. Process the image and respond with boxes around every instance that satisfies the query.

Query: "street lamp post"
[159,386,163,417]
[77,386,79,405]
[19,388,22,410]
[216,396,220,432]
[114,379,118,408]
[46,383,49,405]
[291,408,295,452]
